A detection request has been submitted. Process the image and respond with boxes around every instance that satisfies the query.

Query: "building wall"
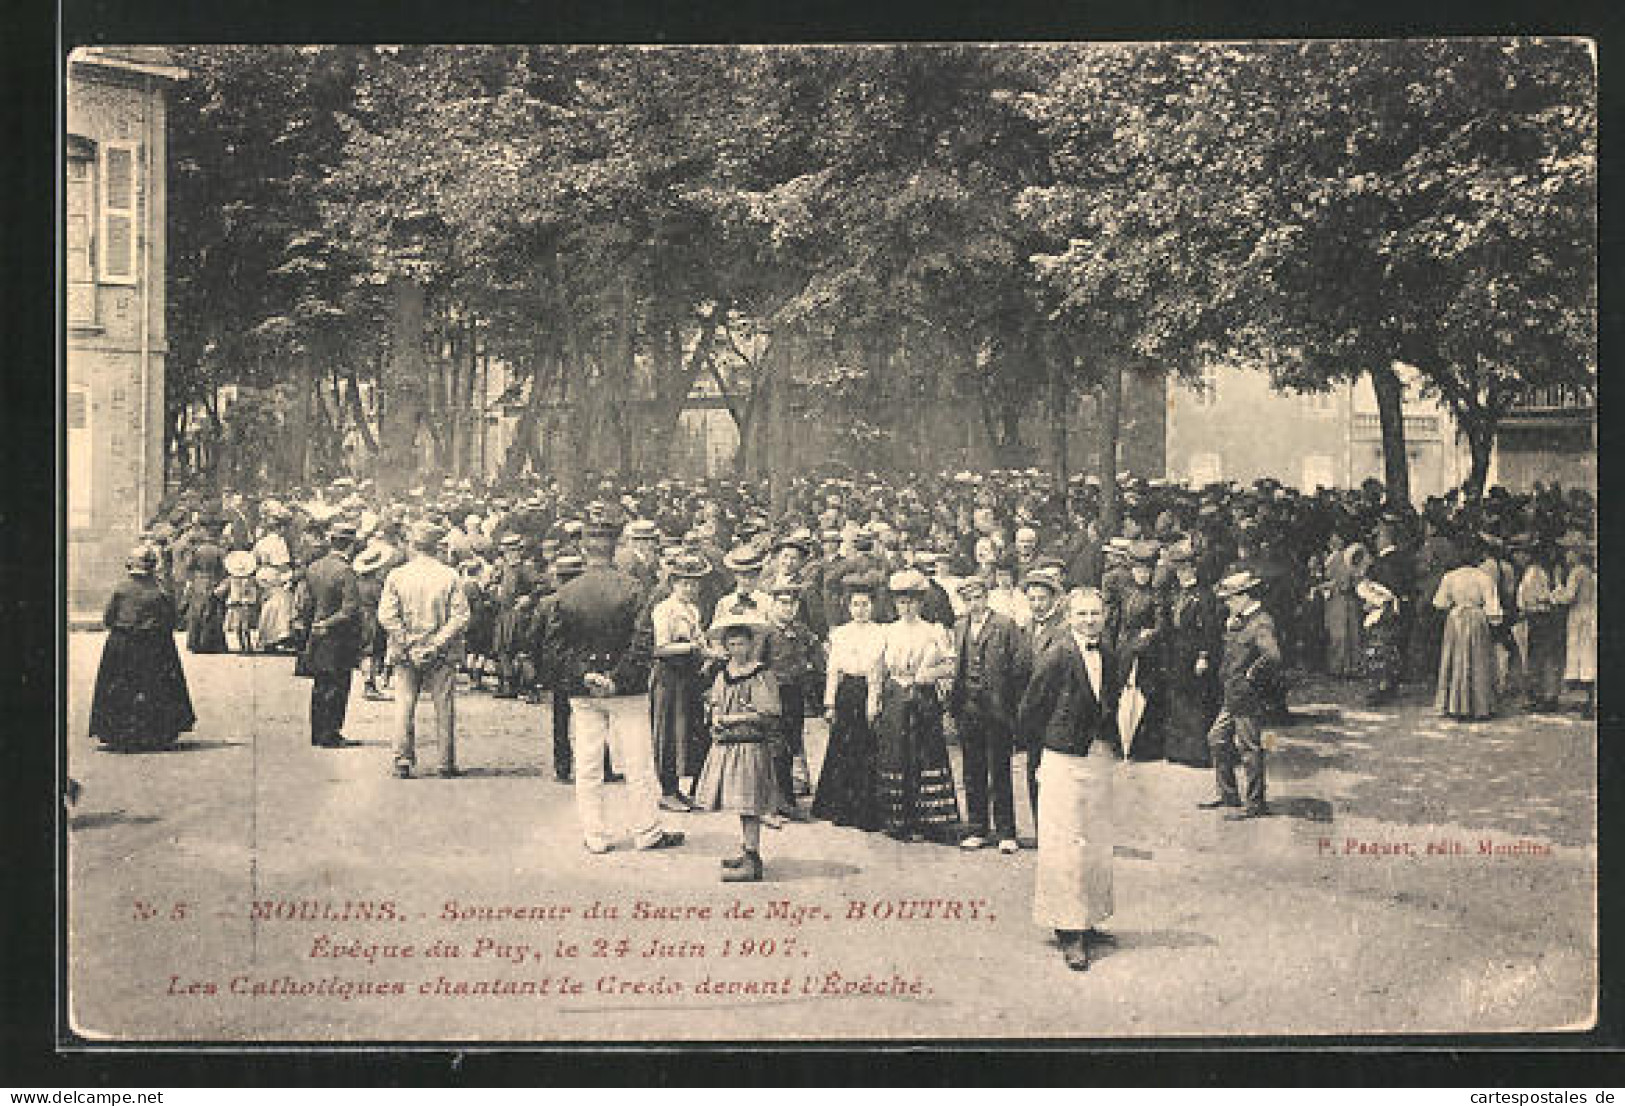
[1165,363,1469,503]
[66,51,175,611]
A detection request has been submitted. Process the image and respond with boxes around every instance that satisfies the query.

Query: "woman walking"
[871,569,961,842]
[1162,548,1221,767]
[1432,540,1501,721]
[812,573,887,830]
[90,546,196,752]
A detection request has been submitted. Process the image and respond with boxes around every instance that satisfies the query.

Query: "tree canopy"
[165,41,1596,502]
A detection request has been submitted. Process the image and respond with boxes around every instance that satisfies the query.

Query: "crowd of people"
[88,467,1598,970]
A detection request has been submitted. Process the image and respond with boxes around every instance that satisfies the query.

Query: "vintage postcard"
[63,40,1598,1042]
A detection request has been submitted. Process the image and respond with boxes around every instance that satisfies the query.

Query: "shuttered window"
[66,152,98,324]
[99,142,138,284]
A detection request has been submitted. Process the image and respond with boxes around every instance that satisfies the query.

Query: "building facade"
[66,47,184,610]
[1164,363,1470,503]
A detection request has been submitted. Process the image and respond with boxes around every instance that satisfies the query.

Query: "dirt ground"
[64,634,1597,1041]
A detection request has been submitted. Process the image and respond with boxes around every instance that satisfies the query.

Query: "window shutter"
[100,143,137,284]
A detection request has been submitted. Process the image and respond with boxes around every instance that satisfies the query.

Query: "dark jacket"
[297,551,363,674]
[544,564,651,697]
[1218,604,1281,715]
[948,609,1031,730]
[1018,633,1124,759]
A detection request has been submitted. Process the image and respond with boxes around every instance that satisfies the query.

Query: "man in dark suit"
[949,578,1031,854]
[1018,587,1123,972]
[297,520,363,749]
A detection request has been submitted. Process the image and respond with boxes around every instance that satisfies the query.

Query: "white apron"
[1033,744,1117,930]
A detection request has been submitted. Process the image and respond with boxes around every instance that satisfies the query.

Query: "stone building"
[65,47,185,611]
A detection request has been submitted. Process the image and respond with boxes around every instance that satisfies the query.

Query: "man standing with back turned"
[377,522,471,779]
[548,520,686,854]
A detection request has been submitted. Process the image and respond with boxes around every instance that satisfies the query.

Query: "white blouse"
[874,617,954,687]
[824,620,887,706]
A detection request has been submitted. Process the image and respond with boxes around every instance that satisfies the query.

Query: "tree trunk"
[1369,362,1411,507]
[1049,349,1069,496]
[1097,356,1123,536]
[460,320,479,479]
[281,356,313,486]
[377,279,427,497]
[1460,407,1497,504]
[344,368,378,455]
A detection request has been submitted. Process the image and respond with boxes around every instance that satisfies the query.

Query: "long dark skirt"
[184,581,227,654]
[1164,669,1216,767]
[874,683,961,839]
[90,628,196,750]
[650,659,707,788]
[812,675,881,831]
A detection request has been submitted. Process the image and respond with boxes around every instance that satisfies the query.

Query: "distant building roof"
[68,46,187,83]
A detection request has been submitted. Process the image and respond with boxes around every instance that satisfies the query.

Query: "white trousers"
[1032,744,1116,931]
[570,694,664,850]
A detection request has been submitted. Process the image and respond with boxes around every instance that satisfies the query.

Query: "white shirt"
[1071,630,1104,697]
[824,620,887,707]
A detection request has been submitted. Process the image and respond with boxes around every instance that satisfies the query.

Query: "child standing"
[692,614,783,883]
[218,551,262,654]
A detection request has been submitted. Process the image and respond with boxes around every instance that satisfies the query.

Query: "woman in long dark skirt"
[812,574,887,830]
[871,570,961,843]
[91,547,196,752]
[183,519,228,654]
[1162,551,1222,767]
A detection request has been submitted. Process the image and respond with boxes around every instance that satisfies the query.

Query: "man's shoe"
[1224,806,1270,821]
[721,850,763,883]
[1061,936,1090,972]
[583,839,613,855]
[1082,928,1118,947]
[998,838,1020,855]
[960,835,988,850]
[1197,797,1242,810]
[659,794,693,813]
[640,830,686,850]
[438,767,462,778]
[605,771,626,784]
[393,762,413,779]
[720,852,749,869]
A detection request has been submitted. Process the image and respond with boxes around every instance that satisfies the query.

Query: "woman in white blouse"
[870,569,962,842]
[811,573,888,830]
[1433,539,1502,721]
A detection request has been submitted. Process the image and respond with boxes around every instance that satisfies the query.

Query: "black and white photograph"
[60,39,1598,1042]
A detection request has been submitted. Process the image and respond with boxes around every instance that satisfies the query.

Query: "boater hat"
[552,554,586,579]
[224,550,258,578]
[669,551,712,579]
[709,611,770,646]
[353,545,392,575]
[888,568,929,595]
[723,546,766,574]
[1214,570,1263,599]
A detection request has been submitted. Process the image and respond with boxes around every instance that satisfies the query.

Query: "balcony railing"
[1511,383,1594,412]
[1352,413,1440,436]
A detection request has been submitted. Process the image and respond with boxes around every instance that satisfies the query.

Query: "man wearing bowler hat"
[297,520,364,748]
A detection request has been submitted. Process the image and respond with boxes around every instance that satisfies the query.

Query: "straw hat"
[224,550,258,578]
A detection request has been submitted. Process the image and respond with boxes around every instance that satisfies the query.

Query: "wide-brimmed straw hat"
[1215,570,1263,599]
[224,550,258,578]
